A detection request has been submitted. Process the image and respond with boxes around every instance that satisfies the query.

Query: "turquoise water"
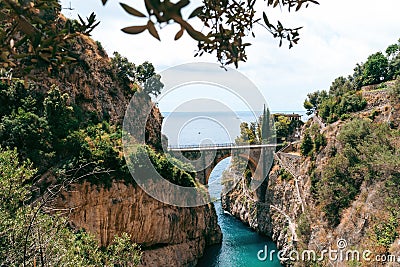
[196,159,282,267]
[161,111,285,267]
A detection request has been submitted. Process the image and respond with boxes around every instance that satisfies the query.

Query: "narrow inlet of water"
[197,159,282,267]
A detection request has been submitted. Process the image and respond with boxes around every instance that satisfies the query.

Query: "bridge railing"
[167,142,279,150]
[168,142,236,150]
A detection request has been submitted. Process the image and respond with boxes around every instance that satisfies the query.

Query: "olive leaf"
[147,21,160,40]
[120,3,146,18]
[174,28,184,40]
[122,25,148,34]
[188,6,204,19]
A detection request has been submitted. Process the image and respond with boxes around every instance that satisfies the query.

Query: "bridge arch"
[200,152,258,185]
[169,144,274,185]
[168,143,276,202]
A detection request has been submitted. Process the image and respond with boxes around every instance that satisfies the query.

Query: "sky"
[60,0,400,112]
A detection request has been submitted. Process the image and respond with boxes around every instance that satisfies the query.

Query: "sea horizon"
[161,110,309,122]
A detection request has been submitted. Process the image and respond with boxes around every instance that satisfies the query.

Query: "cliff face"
[222,87,400,266]
[32,30,221,265]
[30,34,127,124]
[55,181,221,266]
[222,157,307,256]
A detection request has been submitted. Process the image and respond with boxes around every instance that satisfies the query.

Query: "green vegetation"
[236,121,260,145]
[389,77,400,99]
[318,91,367,123]
[96,40,106,54]
[0,77,194,186]
[300,132,313,156]
[386,39,400,80]
[314,119,400,226]
[0,81,60,169]
[297,213,311,243]
[0,147,141,266]
[0,81,122,178]
[374,213,399,250]
[304,38,400,123]
[300,124,326,156]
[111,52,163,96]
[304,87,366,123]
[273,114,303,142]
[361,38,400,86]
[111,52,137,91]
[0,0,101,74]
[302,39,400,250]
[303,90,328,115]
[129,145,197,187]
[313,131,327,152]
[0,77,193,264]
[235,106,273,145]
[278,168,293,180]
[235,106,302,145]
[233,106,275,181]
[362,52,389,85]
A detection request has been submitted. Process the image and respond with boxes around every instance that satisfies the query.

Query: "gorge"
[1,2,400,265]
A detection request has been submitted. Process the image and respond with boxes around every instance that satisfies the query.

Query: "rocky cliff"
[222,153,307,260]
[55,181,221,266]
[30,29,222,265]
[222,85,400,266]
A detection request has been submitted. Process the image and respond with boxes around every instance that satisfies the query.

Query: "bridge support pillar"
[253,147,272,202]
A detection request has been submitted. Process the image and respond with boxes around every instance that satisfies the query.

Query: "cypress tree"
[261,104,271,143]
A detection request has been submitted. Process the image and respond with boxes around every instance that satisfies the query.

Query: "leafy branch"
[101,0,319,67]
[0,0,101,74]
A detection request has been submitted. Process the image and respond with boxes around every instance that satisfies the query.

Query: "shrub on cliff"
[315,119,400,226]
[389,77,400,99]
[0,79,190,189]
[128,145,197,187]
[300,132,313,156]
[304,38,400,122]
[0,81,84,171]
[304,87,367,123]
[0,81,53,168]
[0,147,141,266]
[362,52,389,85]
[44,85,77,140]
[386,39,400,79]
[300,124,326,156]
[111,52,163,97]
[314,132,327,152]
[317,92,367,123]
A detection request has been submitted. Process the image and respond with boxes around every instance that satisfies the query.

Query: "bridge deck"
[167,143,276,152]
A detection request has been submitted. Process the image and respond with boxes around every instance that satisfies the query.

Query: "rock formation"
[222,86,400,266]
[30,30,222,266]
[55,181,221,266]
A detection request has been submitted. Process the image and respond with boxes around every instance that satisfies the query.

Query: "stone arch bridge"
[167,143,276,185]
